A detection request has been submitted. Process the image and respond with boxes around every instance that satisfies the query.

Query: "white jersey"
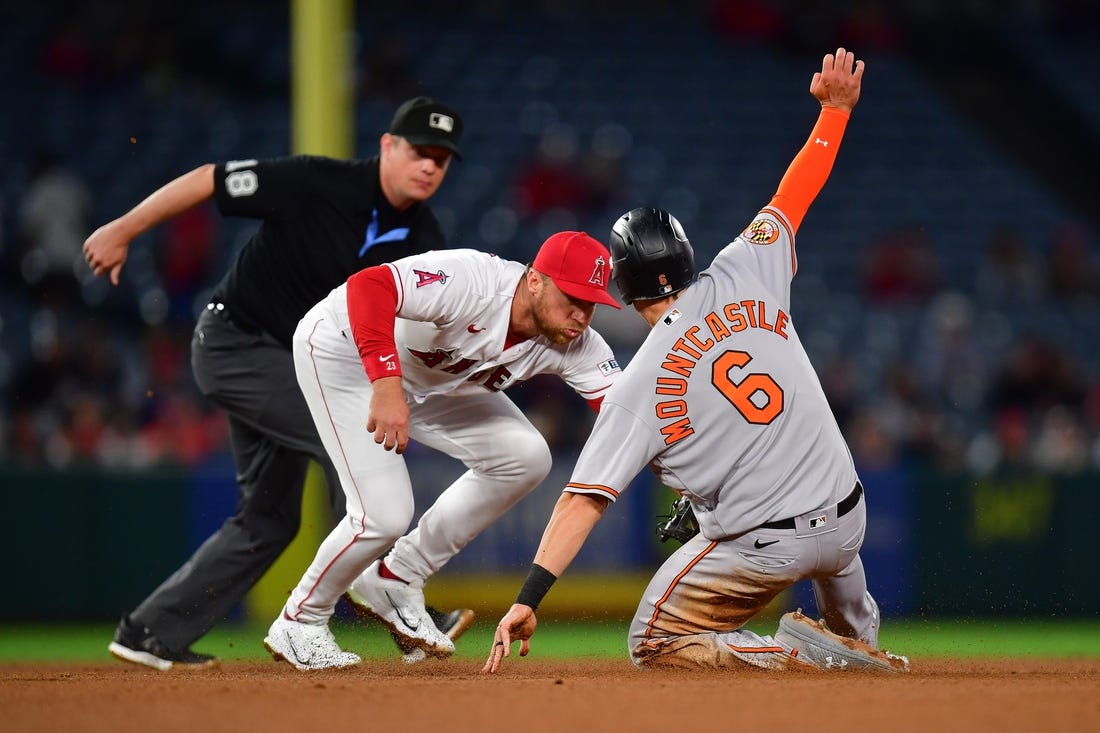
[317,248,620,404]
[565,207,857,540]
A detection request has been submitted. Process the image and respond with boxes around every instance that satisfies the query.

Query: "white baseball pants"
[284,311,551,624]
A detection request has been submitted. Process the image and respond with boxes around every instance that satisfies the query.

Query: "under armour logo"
[814,138,829,147]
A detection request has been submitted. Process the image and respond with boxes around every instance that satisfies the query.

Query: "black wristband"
[515,563,557,611]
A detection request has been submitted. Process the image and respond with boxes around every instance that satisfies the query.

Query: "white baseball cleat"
[775,611,910,673]
[263,614,362,671]
[345,587,475,663]
[348,560,455,658]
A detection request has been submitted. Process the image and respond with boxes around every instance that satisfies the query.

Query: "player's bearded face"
[532,278,595,345]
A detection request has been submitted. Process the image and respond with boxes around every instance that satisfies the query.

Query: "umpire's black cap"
[389,97,464,160]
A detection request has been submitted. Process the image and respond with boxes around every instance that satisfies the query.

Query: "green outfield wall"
[2,460,1096,621]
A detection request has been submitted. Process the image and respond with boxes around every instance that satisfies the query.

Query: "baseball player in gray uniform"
[485,48,909,674]
[264,231,623,670]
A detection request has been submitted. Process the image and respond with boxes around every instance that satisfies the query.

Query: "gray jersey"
[566,206,857,539]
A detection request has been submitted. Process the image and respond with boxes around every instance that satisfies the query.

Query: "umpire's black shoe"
[107,615,218,671]
[428,605,476,644]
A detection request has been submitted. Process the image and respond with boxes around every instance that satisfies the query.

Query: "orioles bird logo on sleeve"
[589,256,608,286]
[743,219,780,245]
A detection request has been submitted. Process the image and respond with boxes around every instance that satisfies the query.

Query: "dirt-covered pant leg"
[628,499,871,670]
[811,517,880,645]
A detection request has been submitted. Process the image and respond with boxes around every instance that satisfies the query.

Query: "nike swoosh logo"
[467,325,484,333]
[754,539,780,549]
[379,353,395,361]
[285,633,311,665]
[385,591,420,631]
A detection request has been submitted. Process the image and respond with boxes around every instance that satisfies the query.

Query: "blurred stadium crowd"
[0,0,1097,479]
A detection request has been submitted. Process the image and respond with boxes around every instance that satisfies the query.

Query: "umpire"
[84,96,464,670]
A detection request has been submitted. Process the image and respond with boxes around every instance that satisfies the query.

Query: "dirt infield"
[4,658,1098,733]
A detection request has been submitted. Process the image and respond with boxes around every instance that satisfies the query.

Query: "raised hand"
[810,46,864,113]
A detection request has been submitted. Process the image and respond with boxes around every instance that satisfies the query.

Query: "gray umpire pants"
[129,306,343,651]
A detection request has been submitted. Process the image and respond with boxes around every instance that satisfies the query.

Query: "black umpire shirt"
[210,155,445,348]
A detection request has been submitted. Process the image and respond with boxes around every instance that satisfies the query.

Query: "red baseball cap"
[533,231,622,309]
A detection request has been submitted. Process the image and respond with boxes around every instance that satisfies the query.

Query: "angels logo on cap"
[589,257,608,288]
[533,232,622,309]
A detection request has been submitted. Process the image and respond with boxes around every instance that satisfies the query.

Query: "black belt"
[759,481,863,530]
[205,299,261,334]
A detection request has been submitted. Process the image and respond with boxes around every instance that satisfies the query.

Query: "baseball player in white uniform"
[485,48,909,674]
[263,231,623,670]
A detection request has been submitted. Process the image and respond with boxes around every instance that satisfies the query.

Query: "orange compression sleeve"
[767,106,850,233]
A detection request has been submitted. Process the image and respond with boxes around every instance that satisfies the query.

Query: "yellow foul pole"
[291,0,354,157]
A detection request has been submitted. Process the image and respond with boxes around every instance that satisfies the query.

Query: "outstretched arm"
[531,491,609,576]
[482,491,609,673]
[768,47,865,233]
[83,163,215,285]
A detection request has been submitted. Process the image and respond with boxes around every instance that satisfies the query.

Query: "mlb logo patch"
[807,514,828,529]
[429,112,455,132]
[598,359,620,376]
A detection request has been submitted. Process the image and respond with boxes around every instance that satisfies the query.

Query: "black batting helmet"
[608,208,696,304]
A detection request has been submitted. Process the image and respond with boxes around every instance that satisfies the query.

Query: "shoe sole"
[441,608,477,642]
[776,612,908,673]
[108,642,218,672]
